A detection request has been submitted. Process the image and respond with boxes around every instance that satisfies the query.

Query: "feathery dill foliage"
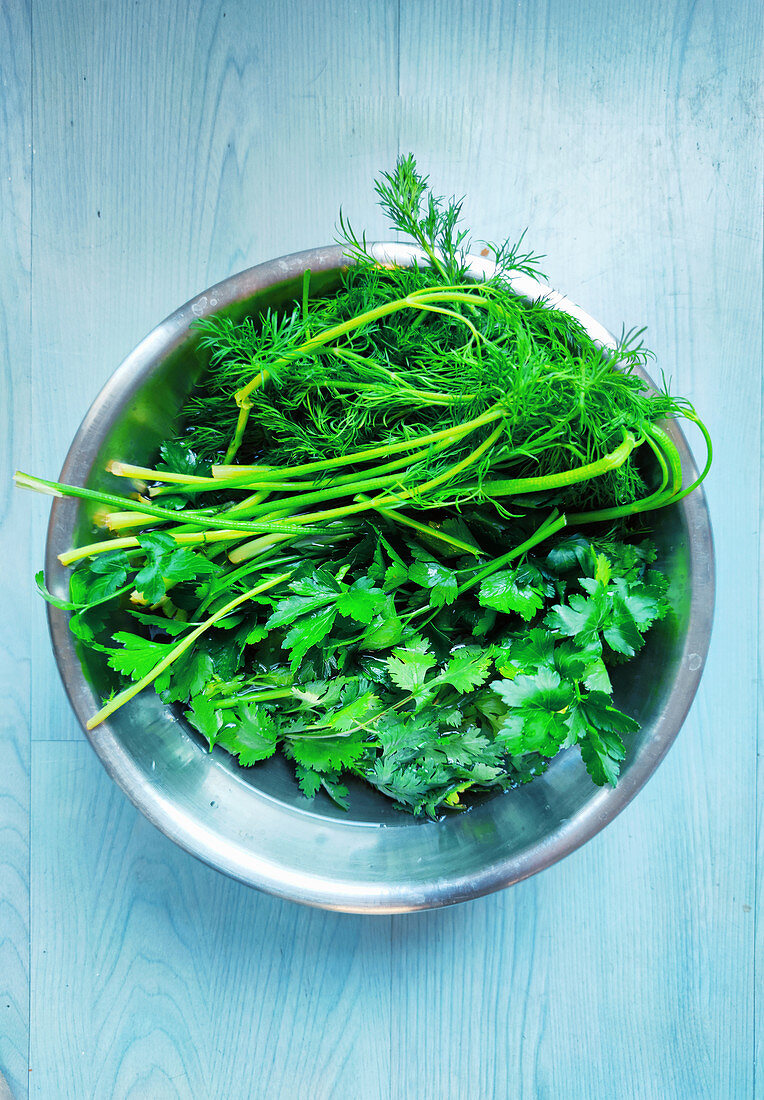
[18,154,712,818]
[181,156,678,510]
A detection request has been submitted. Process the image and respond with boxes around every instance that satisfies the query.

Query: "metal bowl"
[44,245,714,913]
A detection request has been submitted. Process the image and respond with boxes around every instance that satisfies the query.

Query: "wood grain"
[7,0,763,1096]
[0,1,31,1095]
[30,743,392,1100]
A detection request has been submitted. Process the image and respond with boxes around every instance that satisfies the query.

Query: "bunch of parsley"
[17,156,710,817]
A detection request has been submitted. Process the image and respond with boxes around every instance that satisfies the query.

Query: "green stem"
[156,426,486,501]
[365,501,481,557]
[14,472,307,538]
[213,405,504,483]
[213,688,294,708]
[226,532,294,567]
[564,418,707,526]
[223,421,505,561]
[477,431,640,496]
[205,471,413,518]
[58,529,246,567]
[457,510,567,596]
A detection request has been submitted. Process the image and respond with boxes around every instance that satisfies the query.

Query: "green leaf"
[492,667,574,756]
[321,775,350,810]
[438,515,482,554]
[328,690,382,732]
[288,731,369,773]
[478,563,545,621]
[202,632,247,679]
[579,727,627,786]
[408,558,458,608]
[386,649,437,692]
[612,578,665,632]
[567,692,640,739]
[376,711,433,757]
[282,606,337,670]
[545,534,595,576]
[103,631,174,693]
[135,532,216,604]
[382,559,409,592]
[497,708,570,758]
[437,649,492,692]
[366,539,386,584]
[36,570,76,610]
[81,551,133,603]
[69,611,96,643]
[544,588,608,645]
[602,594,644,657]
[553,638,607,687]
[495,628,556,674]
[361,600,404,650]
[289,567,342,599]
[290,679,346,710]
[217,705,280,765]
[158,439,212,478]
[163,649,216,704]
[336,577,387,624]
[266,592,336,630]
[127,610,195,636]
[184,693,223,748]
[64,550,133,609]
[294,763,322,799]
[244,623,269,645]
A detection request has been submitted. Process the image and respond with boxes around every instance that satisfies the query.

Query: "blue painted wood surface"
[1,1,761,1096]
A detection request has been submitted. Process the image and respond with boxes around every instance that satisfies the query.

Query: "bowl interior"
[45,247,714,910]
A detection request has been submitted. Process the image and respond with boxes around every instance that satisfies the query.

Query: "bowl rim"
[44,244,716,912]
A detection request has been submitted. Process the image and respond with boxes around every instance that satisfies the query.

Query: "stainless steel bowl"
[44,245,714,913]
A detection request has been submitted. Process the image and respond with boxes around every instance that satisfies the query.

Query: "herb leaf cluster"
[17,155,710,817]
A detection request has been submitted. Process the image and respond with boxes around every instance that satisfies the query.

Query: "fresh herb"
[16,155,711,817]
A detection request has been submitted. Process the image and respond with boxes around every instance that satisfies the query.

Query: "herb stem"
[15,472,307,538]
[365,501,481,557]
[213,688,294,708]
[478,431,640,496]
[457,510,567,596]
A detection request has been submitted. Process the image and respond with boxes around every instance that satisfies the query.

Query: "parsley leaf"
[335,577,387,624]
[135,532,217,604]
[386,649,437,692]
[82,550,134,603]
[216,705,280,765]
[288,731,369,773]
[294,763,323,799]
[437,648,492,692]
[185,693,223,749]
[492,667,574,756]
[282,606,338,671]
[408,557,458,608]
[101,631,175,693]
[478,562,546,620]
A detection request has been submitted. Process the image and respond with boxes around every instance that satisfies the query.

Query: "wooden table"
[1,2,761,1096]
